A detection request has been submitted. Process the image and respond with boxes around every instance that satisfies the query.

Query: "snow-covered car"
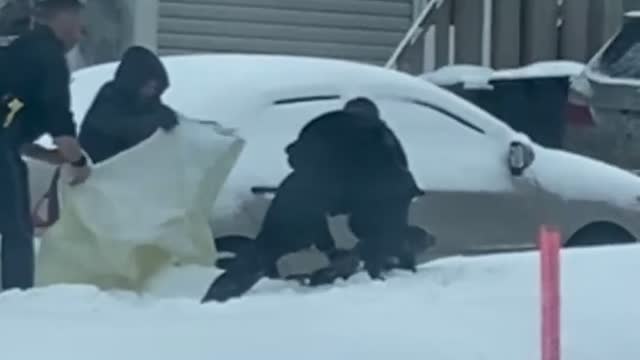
[34,54,640,264]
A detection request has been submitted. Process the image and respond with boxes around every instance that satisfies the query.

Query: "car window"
[224,97,343,187]
[226,95,508,193]
[377,98,488,145]
[410,99,486,134]
[598,22,640,78]
[375,99,511,192]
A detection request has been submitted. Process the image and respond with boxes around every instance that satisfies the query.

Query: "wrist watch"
[71,154,87,167]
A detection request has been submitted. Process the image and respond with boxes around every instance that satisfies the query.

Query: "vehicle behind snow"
[567,11,640,169]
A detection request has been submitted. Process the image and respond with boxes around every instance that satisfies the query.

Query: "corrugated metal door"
[157,0,412,65]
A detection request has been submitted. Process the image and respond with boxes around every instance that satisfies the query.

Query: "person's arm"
[52,136,84,164]
[88,98,178,145]
[150,102,179,131]
[38,50,85,165]
[21,143,65,165]
[37,50,90,186]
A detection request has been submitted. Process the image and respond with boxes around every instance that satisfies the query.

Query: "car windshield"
[597,21,640,78]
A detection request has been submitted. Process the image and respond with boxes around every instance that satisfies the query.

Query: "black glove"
[155,105,178,131]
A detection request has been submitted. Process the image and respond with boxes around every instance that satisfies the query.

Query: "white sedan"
[38,54,640,261]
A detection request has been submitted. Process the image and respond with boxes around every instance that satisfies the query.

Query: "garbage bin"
[425,67,571,149]
[490,76,570,149]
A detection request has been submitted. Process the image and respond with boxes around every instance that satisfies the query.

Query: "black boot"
[201,267,265,303]
[202,249,267,303]
[307,249,361,286]
[387,226,437,274]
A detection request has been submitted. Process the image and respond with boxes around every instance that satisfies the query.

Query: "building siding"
[157,0,413,65]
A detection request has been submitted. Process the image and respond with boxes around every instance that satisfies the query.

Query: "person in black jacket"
[79,46,178,164]
[285,104,428,279]
[0,0,90,291]
[203,101,433,302]
[340,98,427,277]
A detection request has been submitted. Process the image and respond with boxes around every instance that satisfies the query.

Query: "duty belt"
[1,93,24,129]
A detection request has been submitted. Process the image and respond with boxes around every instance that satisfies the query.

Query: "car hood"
[531,146,640,209]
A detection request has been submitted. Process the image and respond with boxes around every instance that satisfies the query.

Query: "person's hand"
[21,144,65,165]
[157,105,178,131]
[67,163,91,186]
[53,136,84,164]
[41,149,66,165]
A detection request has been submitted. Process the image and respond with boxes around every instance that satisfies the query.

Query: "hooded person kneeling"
[79,46,178,164]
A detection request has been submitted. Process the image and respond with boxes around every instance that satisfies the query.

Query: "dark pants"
[0,143,34,291]
[346,170,426,278]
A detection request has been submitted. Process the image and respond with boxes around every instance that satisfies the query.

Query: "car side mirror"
[508,141,535,176]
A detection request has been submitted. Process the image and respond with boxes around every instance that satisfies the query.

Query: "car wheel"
[565,223,637,247]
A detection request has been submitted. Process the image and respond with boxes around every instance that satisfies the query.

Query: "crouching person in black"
[289,98,432,279]
[202,98,434,303]
[79,46,178,164]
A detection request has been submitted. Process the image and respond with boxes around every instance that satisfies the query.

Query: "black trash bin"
[437,76,570,149]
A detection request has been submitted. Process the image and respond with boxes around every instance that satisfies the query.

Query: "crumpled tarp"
[33,116,245,291]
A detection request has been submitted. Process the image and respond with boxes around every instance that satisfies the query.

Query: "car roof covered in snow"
[68,54,513,137]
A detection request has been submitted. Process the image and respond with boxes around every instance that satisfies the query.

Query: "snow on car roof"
[69,54,430,122]
[67,53,512,134]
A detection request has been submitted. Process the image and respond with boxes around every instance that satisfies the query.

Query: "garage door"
[157,0,413,65]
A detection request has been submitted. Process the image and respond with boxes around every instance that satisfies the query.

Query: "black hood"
[113,46,169,96]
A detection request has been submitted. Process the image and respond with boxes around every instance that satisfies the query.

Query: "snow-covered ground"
[1,245,639,360]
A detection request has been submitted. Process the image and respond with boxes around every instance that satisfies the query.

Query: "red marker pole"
[539,226,561,360]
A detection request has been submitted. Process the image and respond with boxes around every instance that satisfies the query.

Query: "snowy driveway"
[0,245,638,360]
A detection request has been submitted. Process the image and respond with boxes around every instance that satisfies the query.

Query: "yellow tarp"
[32,117,245,291]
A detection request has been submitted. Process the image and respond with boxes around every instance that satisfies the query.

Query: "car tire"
[565,223,637,247]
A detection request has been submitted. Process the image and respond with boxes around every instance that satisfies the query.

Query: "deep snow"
[1,245,639,360]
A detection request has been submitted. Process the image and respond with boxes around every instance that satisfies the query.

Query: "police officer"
[0,0,90,291]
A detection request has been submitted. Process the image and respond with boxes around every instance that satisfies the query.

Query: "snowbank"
[1,245,639,359]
